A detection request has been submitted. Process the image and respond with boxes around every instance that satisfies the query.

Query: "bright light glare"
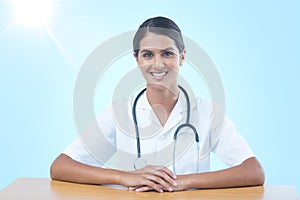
[14,0,53,26]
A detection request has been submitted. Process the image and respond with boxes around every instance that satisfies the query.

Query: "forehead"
[139,32,177,50]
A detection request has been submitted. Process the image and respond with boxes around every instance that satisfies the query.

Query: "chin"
[147,82,177,94]
[147,83,168,90]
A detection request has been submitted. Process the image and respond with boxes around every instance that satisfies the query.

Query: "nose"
[152,54,164,68]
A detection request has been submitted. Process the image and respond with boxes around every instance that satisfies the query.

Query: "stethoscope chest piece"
[133,157,147,170]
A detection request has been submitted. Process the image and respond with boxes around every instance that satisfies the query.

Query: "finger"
[136,183,174,193]
[153,170,178,187]
[143,174,174,192]
[135,186,150,192]
[142,180,164,193]
[128,186,136,191]
[136,184,165,193]
[148,166,177,179]
[135,165,177,180]
[136,186,156,192]
[158,167,177,179]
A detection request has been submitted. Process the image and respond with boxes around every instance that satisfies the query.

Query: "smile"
[150,71,168,78]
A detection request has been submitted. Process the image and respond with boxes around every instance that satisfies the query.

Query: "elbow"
[50,154,67,180]
[254,165,265,186]
[243,157,265,186]
[250,159,265,186]
[50,160,59,180]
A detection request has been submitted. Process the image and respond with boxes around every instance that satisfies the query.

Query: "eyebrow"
[140,47,176,54]
[162,47,176,52]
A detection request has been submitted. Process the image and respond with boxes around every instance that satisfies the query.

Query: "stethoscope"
[132,85,200,174]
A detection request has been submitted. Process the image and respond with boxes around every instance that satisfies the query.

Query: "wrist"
[97,168,126,185]
[174,175,189,191]
[176,174,200,190]
[113,170,127,185]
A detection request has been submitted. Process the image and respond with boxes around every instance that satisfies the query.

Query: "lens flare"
[14,0,53,27]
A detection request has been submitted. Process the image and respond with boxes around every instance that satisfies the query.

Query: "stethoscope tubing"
[132,86,200,172]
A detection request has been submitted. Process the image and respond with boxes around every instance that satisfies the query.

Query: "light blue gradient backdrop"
[0,0,299,193]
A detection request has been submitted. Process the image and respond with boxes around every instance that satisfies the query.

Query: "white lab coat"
[63,90,254,175]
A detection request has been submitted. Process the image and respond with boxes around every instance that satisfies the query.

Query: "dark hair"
[133,16,185,57]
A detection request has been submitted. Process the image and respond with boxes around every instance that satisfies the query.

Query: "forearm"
[50,154,178,193]
[50,153,123,185]
[177,157,265,190]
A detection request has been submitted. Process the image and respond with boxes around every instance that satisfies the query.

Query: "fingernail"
[169,187,173,192]
[173,181,178,186]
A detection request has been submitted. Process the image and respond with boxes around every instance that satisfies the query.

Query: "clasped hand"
[120,165,180,193]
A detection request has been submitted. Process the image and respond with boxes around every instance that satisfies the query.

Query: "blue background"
[0,0,299,193]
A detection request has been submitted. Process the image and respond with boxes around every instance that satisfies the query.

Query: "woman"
[50,16,265,192]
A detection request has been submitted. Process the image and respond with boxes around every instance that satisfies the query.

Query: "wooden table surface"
[0,178,298,200]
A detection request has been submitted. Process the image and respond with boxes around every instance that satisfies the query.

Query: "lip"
[151,71,167,76]
[150,71,168,80]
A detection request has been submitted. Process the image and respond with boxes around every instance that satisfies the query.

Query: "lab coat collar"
[134,88,197,112]
[132,88,197,130]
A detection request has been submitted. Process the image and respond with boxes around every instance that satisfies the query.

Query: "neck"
[146,84,179,126]
[146,84,179,103]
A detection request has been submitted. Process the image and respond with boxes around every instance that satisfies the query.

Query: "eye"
[142,51,153,58]
[162,51,175,57]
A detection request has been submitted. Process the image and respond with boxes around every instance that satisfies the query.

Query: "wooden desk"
[0,178,298,200]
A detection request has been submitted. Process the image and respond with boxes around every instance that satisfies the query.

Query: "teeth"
[151,72,167,77]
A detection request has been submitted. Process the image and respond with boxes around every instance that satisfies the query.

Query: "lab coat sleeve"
[62,104,116,167]
[212,113,255,167]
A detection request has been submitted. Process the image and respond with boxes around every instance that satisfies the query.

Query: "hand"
[120,165,177,193]
[129,175,187,192]
[132,165,176,177]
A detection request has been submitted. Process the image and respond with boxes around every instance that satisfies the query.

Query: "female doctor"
[50,16,265,193]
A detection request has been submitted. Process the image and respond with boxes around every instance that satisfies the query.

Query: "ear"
[179,49,186,66]
[133,52,140,66]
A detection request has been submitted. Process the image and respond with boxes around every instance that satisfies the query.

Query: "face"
[135,32,186,92]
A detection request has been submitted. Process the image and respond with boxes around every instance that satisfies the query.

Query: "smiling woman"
[14,0,53,27]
